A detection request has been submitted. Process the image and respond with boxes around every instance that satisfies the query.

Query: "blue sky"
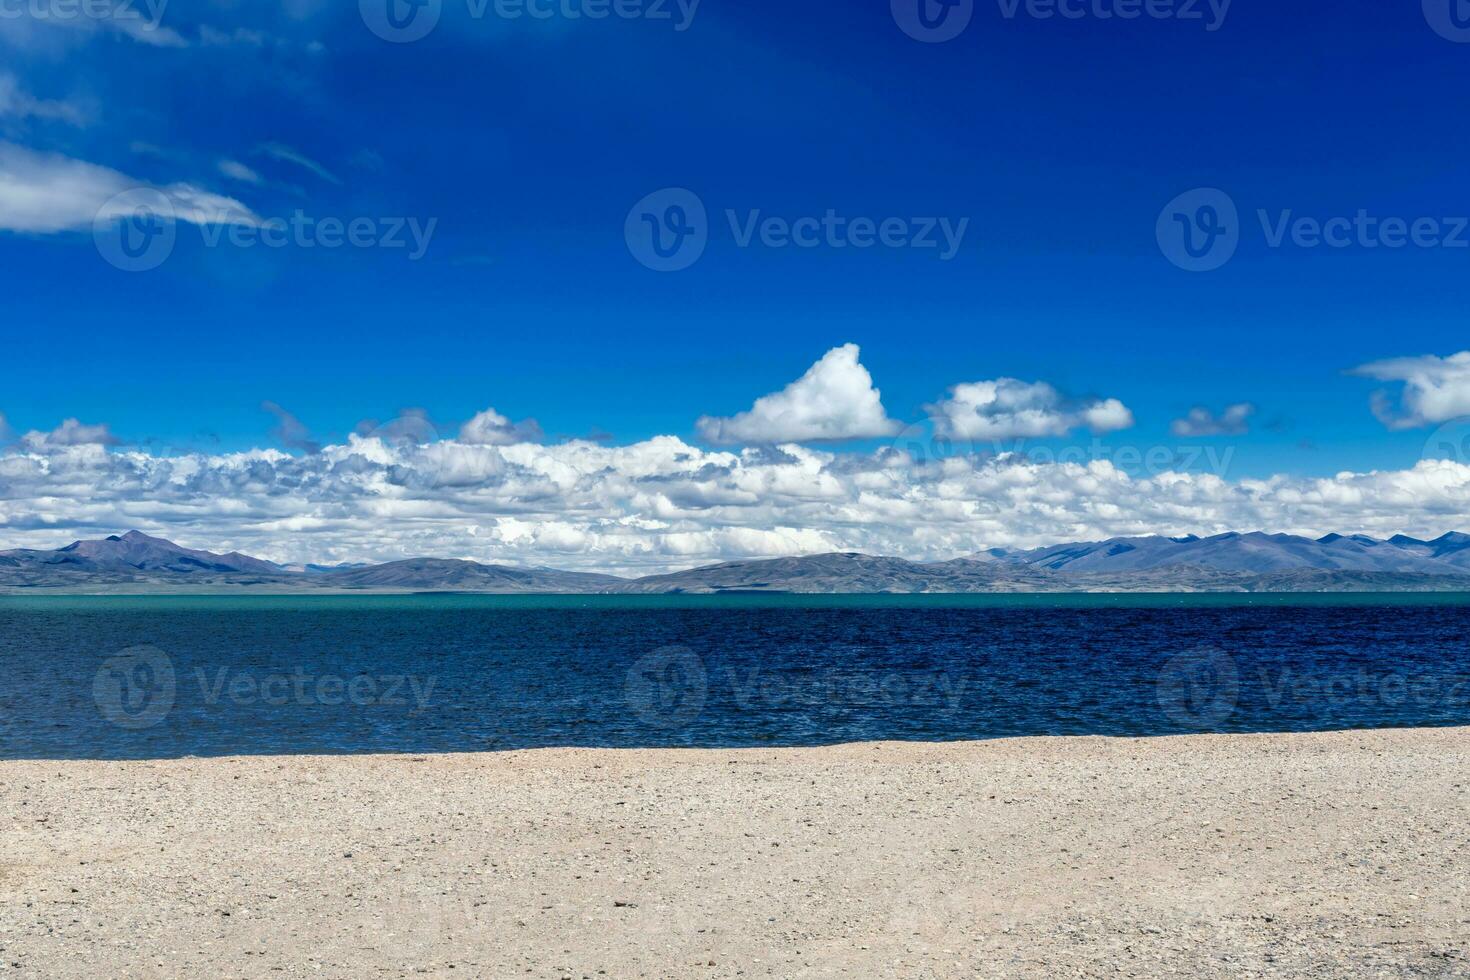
[1,0,1469,566]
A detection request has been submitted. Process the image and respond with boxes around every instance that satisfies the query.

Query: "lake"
[3,593,1469,759]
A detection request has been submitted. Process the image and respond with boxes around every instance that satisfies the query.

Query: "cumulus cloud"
[459,407,543,446]
[697,344,900,444]
[0,141,259,233]
[926,378,1133,441]
[1171,403,1254,437]
[0,73,88,126]
[1354,352,1470,430]
[19,419,118,451]
[4,430,1470,577]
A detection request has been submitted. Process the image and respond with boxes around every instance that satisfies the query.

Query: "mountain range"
[4,529,1470,594]
[976,531,1470,574]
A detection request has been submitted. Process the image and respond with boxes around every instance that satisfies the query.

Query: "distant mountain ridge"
[0,531,620,594]
[976,531,1470,575]
[4,529,1470,594]
[1,531,284,576]
[318,558,623,592]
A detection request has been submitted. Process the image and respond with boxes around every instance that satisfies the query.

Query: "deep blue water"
[3,594,1470,760]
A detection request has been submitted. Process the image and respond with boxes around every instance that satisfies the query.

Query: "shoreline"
[7,719,1470,762]
[4,728,1466,977]
[7,588,1470,604]
[3,722,1465,764]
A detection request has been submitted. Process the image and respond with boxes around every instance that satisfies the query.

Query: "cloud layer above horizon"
[5,344,1470,574]
[4,433,1470,575]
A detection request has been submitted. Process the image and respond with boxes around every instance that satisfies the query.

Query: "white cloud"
[4,430,1470,577]
[696,343,901,444]
[0,73,88,126]
[1171,403,1254,437]
[19,419,118,451]
[218,159,262,184]
[197,25,323,52]
[0,7,188,48]
[256,142,340,185]
[926,378,1134,441]
[0,141,259,233]
[103,13,188,48]
[1354,352,1470,430]
[199,26,267,47]
[460,407,542,446]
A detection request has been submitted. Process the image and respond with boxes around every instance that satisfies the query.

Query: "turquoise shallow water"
[3,594,1469,759]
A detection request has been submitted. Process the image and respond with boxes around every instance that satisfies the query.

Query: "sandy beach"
[1,728,1466,978]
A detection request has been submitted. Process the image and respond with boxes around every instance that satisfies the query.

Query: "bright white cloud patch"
[460,407,514,444]
[0,142,259,233]
[1355,352,1470,430]
[696,344,900,444]
[19,419,118,451]
[2,432,1470,577]
[926,378,1133,441]
[459,407,542,446]
[1171,403,1254,437]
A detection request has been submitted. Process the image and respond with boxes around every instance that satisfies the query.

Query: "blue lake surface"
[3,594,1469,759]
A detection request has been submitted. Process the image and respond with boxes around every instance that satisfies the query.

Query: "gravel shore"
[2,728,1467,978]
